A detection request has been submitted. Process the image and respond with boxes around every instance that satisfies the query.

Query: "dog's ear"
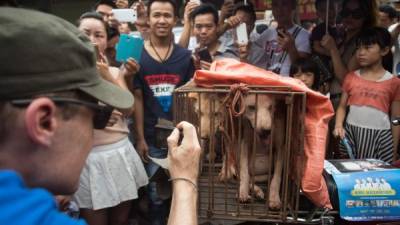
[188,92,198,100]
[181,79,197,89]
[187,93,199,113]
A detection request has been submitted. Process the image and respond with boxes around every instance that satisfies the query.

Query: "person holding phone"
[178,0,200,50]
[132,1,195,224]
[93,0,119,29]
[227,2,268,69]
[74,12,149,225]
[254,0,311,76]
[189,4,239,70]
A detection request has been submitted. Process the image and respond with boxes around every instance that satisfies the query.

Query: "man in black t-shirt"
[133,0,195,224]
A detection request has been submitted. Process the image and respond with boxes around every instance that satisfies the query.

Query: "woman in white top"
[74,12,148,225]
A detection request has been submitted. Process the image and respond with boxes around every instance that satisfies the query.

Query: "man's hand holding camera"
[167,121,201,186]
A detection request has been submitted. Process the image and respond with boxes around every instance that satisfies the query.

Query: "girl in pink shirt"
[333,27,400,163]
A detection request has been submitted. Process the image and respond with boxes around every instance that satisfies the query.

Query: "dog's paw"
[238,191,251,203]
[253,184,265,200]
[218,164,236,182]
[268,191,281,210]
[218,170,230,182]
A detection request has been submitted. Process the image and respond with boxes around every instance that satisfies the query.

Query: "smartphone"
[111,9,137,23]
[236,23,248,45]
[190,0,201,4]
[116,34,144,63]
[197,47,212,63]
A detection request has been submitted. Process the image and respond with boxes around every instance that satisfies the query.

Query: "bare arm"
[278,30,309,64]
[329,46,349,83]
[167,121,201,225]
[312,40,330,56]
[391,101,400,161]
[333,92,349,139]
[390,23,400,44]
[321,34,359,84]
[133,89,149,162]
[287,46,309,62]
[178,21,192,49]
[217,16,241,37]
[121,58,140,92]
[178,2,199,48]
[218,0,234,28]
[96,64,135,116]
[168,182,198,225]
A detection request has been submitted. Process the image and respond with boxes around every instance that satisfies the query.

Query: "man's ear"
[24,98,58,147]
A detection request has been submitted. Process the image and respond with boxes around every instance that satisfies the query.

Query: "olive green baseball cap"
[0,7,134,109]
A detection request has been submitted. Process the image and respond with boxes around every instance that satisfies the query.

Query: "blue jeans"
[146,146,168,225]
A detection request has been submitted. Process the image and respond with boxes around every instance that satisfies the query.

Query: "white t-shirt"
[255,25,311,76]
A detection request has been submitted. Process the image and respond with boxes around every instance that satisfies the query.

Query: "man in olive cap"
[0,7,201,225]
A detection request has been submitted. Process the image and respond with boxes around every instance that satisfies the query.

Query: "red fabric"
[343,72,400,114]
[194,59,334,209]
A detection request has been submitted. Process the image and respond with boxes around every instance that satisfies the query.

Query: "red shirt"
[343,71,400,114]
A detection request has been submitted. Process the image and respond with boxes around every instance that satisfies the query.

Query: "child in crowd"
[74,12,148,225]
[289,58,321,91]
[333,27,400,163]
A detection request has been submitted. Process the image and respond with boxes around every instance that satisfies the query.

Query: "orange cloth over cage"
[194,59,334,209]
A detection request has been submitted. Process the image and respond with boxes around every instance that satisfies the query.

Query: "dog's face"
[244,94,275,139]
[189,93,222,139]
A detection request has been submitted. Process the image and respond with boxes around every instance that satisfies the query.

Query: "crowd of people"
[1,0,400,224]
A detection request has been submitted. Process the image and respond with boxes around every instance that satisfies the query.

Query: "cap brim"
[79,78,134,110]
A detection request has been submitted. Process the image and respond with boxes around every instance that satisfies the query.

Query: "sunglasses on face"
[340,8,364,19]
[11,97,113,129]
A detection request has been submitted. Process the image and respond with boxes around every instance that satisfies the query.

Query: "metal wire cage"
[173,84,309,223]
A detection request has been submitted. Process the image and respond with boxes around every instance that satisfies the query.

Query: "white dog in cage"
[237,94,285,209]
[190,91,285,210]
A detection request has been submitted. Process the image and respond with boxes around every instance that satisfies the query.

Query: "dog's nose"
[259,129,271,139]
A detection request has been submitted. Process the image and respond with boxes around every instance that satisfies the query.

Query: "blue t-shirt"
[134,44,194,145]
[0,170,86,225]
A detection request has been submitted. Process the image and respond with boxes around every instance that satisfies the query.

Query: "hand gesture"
[321,34,337,53]
[136,138,149,163]
[115,0,129,8]
[277,29,295,51]
[226,15,241,30]
[237,43,249,61]
[96,53,114,81]
[192,54,201,70]
[184,1,200,23]
[192,53,211,70]
[132,0,147,19]
[333,126,346,139]
[167,121,201,182]
[120,58,140,78]
[220,0,234,20]
[200,60,211,70]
